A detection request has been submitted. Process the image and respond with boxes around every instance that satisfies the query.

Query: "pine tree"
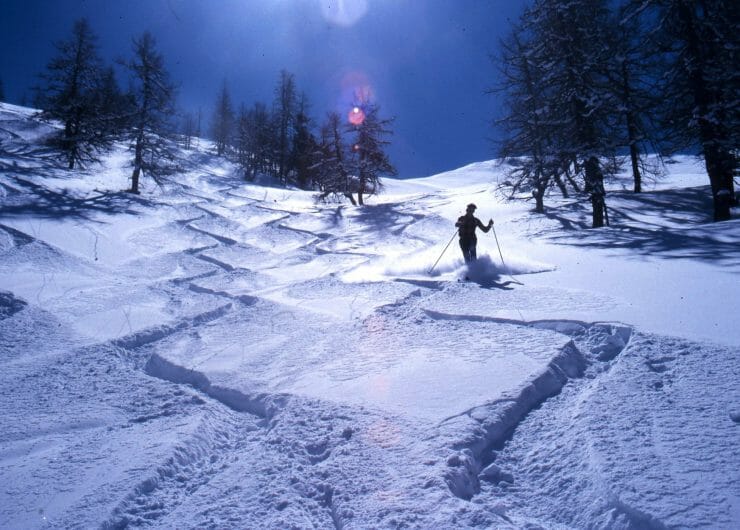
[291,93,318,190]
[233,102,272,181]
[608,4,667,193]
[180,111,197,150]
[211,82,234,156]
[234,104,253,179]
[494,24,557,213]
[272,70,297,184]
[495,0,619,224]
[40,18,114,169]
[347,102,396,205]
[315,112,356,205]
[96,66,131,138]
[124,32,178,194]
[631,0,738,220]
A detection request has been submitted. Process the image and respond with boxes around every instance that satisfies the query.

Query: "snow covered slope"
[1,103,738,528]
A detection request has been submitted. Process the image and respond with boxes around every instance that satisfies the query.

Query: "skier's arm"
[477,217,493,233]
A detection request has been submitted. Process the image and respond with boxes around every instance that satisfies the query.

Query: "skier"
[455,203,493,263]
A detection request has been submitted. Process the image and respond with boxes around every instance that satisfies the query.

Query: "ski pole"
[491,222,523,285]
[428,230,457,275]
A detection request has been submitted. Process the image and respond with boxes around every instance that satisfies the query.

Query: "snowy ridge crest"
[437,321,632,501]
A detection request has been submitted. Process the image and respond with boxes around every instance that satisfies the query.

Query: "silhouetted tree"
[234,102,272,180]
[40,18,114,169]
[494,25,556,213]
[291,93,319,189]
[629,0,738,220]
[272,70,297,184]
[347,102,396,205]
[607,4,667,193]
[315,112,356,205]
[211,82,234,156]
[124,32,177,194]
[180,111,197,150]
[495,0,619,223]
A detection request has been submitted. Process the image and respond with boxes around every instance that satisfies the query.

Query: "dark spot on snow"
[0,291,27,320]
[647,361,669,373]
[730,411,740,424]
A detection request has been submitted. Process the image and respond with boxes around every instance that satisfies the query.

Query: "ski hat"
[466,203,477,211]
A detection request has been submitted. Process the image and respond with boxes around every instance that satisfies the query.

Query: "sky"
[0,0,527,179]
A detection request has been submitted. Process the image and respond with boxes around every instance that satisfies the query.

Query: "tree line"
[205,72,396,205]
[35,18,396,204]
[494,0,738,223]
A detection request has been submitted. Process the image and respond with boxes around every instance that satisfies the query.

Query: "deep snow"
[1,102,738,528]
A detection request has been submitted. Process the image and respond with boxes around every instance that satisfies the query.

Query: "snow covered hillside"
[1,102,738,529]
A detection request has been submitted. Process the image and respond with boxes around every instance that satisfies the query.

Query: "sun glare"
[319,0,368,27]
[348,106,366,126]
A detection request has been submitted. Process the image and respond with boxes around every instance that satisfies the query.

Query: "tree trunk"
[553,169,569,198]
[705,146,733,221]
[585,157,605,228]
[130,136,143,194]
[677,2,732,220]
[533,184,545,213]
[629,141,642,193]
[591,196,605,228]
[563,166,582,193]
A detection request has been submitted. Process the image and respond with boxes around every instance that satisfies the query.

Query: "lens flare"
[337,71,374,124]
[348,106,366,126]
[319,0,368,27]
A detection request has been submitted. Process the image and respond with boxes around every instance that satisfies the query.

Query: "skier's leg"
[459,239,468,262]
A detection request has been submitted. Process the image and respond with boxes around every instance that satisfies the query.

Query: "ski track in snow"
[1,103,738,528]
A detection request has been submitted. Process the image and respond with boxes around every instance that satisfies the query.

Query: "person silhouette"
[455,203,493,263]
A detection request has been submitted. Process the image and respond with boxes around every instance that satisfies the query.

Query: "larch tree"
[291,93,319,190]
[272,70,297,185]
[608,4,667,193]
[124,32,177,194]
[631,0,738,220]
[347,102,396,206]
[40,18,114,169]
[315,111,356,205]
[495,0,619,226]
[211,82,234,157]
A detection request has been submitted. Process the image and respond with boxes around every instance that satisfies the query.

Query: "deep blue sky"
[1,1,526,178]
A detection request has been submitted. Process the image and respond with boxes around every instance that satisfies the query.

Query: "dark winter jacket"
[456,213,491,241]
